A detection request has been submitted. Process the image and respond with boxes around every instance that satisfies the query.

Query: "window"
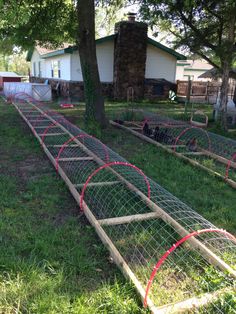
[38,61,42,77]
[51,60,61,78]
[33,62,36,76]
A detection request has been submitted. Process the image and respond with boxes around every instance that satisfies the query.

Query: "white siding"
[97,41,114,82]
[175,65,185,81]
[31,50,46,78]
[70,52,83,81]
[44,54,71,80]
[176,59,213,81]
[70,41,114,82]
[145,44,177,82]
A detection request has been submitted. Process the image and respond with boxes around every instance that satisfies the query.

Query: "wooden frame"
[110,120,236,190]
[12,102,236,314]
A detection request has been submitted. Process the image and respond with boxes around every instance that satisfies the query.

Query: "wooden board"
[58,157,93,162]
[13,102,236,314]
[22,106,236,279]
[110,120,236,190]
[74,180,120,188]
[98,212,160,226]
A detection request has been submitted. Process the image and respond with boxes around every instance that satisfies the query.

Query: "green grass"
[55,99,236,232]
[1,98,236,313]
[0,101,148,314]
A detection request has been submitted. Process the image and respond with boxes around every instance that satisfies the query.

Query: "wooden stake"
[38,132,66,136]
[182,152,205,156]
[74,180,120,188]
[13,102,236,314]
[58,157,93,162]
[99,212,160,226]
[23,106,236,279]
[202,149,236,169]
[156,288,234,314]
[110,120,236,190]
[34,125,59,129]
[48,144,80,148]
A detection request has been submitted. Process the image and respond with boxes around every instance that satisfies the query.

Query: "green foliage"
[138,0,236,72]
[119,109,144,121]
[0,0,76,50]
[0,52,29,75]
[0,99,147,314]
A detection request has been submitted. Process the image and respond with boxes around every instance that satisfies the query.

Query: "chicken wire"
[10,94,236,313]
[115,109,236,183]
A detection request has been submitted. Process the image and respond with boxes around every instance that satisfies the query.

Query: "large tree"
[77,0,106,126]
[139,0,236,130]
[0,0,107,127]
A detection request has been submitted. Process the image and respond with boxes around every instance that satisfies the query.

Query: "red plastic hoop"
[55,134,110,172]
[225,152,236,179]
[39,118,71,144]
[173,126,211,152]
[144,228,236,307]
[80,161,151,211]
[31,110,65,135]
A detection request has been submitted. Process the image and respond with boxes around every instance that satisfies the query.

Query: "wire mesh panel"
[112,109,236,188]
[10,94,236,313]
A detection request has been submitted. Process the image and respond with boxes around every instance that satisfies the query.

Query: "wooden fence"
[177,80,236,104]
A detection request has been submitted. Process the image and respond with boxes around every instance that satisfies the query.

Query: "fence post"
[185,77,192,115]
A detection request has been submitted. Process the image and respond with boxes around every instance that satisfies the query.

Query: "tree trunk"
[219,60,230,130]
[77,0,107,127]
[219,11,236,131]
[3,55,9,71]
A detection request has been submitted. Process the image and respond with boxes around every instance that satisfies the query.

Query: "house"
[27,14,186,101]
[0,71,22,89]
[176,59,213,82]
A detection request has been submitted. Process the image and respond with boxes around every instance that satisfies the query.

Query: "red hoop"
[144,228,236,307]
[225,152,236,179]
[55,134,109,172]
[80,161,151,211]
[40,118,71,144]
[31,110,65,135]
[173,126,211,152]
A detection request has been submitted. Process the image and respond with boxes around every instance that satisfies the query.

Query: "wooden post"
[15,102,236,278]
[13,102,236,313]
[109,120,236,190]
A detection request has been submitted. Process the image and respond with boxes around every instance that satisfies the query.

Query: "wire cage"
[8,94,236,313]
[112,109,236,188]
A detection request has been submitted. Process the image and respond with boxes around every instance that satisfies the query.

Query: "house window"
[33,62,36,76]
[51,60,61,78]
[38,61,42,77]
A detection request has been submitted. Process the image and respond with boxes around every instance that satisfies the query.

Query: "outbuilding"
[0,72,22,89]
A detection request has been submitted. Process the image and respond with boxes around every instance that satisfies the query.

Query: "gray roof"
[199,68,236,79]
[0,71,22,77]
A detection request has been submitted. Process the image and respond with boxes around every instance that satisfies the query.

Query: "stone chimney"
[113,14,148,100]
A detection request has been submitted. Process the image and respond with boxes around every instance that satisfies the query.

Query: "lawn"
[1,98,236,313]
[0,100,148,313]
[57,100,236,234]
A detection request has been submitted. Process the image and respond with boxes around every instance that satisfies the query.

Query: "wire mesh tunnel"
[113,109,236,187]
[8,94,236,313]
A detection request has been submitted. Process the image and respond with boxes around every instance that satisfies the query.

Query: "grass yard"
[0,100,148,313]
[58,100,236,234]
[1,97,236,313]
